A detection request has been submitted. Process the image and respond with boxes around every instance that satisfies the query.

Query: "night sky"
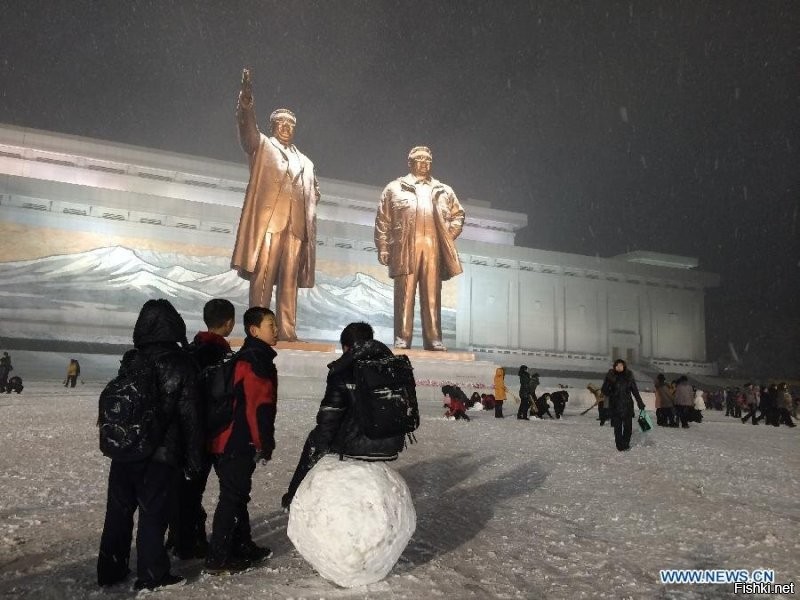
[1,1,797,375]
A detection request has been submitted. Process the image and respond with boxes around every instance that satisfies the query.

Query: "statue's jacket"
[231,103,320,288]
[375,174,465,280]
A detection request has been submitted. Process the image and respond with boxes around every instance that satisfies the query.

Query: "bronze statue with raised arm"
[374,146,465,351]
[231,68,320,341]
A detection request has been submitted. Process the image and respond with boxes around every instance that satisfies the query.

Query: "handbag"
[637,409,653,432]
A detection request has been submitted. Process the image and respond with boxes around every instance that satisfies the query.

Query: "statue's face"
[409,155,432,179]
[271,115,296,145]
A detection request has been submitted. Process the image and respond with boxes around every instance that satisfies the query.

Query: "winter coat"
[654,381,674,408]
[519,368,532,398]
[601,368,645,418]
[190,331,232,371]
[209,336,278,457]
[530,373,540,398]
[494,368,507,402]
[693,389,705,410]
[307,339,408,461]
[673,382,695,407]
[102,300,204,475]
[374,174,465,280]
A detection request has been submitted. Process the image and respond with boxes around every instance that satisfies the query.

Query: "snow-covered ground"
[1,380,798,599]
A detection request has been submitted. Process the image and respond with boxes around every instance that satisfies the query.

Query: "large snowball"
[286,455,416,588]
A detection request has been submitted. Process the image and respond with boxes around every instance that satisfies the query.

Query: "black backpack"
[98,351,161,460]
[200,349,248,437]
[352,353,419,441]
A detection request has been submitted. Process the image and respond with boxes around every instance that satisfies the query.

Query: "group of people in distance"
[96,297,401,592]
[722,382,796,427]
[441,365,569,422]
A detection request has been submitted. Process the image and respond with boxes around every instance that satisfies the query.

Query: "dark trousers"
[495,401,504,418]
[168,457,212,556]
[675,405,691,427]
[656,407,676,426]
[553,400,566,418]
[97,459,175,586]
[779,408,796,426]
[535,400,553,419]
[611,416,632,451]
[741,406,759,424]
[208,449,256,563]
[65,375,77,387]
[517,395,530,419]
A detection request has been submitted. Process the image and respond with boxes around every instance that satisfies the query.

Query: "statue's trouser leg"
[250,232,277,309]
[394,270,417,347]
[249,229,301,341]
[275,233,302,341]
[416,236,441,349]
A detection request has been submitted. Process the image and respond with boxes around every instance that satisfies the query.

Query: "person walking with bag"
[601,359,645,452]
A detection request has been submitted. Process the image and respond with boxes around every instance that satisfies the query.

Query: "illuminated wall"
[0,124,718,368]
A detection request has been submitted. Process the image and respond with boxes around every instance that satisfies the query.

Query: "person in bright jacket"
[587,383,606,425]
[493,367,507,418]
[601,359,645,451]
[205,307,277,575]
[64,358,81,387]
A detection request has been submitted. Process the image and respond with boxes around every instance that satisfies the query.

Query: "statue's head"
[407,146,432,179]
[269,108,297,145]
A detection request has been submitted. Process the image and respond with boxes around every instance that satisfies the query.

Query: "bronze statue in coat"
[231,69,320,341]
[374,146,465,351]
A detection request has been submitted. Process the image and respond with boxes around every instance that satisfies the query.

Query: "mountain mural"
[0,246,455,345]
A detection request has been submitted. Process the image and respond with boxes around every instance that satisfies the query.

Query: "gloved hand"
[281,492,293,513]
[637,403,646,412]
[256,449,272,464]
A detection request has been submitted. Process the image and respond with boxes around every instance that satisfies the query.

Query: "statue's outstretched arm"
[236,68,261,155]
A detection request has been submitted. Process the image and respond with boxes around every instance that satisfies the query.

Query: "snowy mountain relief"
[0,246,455,345]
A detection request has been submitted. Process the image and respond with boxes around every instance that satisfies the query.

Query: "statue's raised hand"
[240,68,253,104]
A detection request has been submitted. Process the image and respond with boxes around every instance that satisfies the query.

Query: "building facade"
[0,125,718,373]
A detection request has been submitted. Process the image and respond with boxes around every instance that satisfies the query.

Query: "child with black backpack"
[204,306,277,575]
[167,299,235,560]
[97,299,204,592]
[281,322,419,511]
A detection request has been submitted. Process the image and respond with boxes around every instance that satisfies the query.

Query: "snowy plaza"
[1,377,797,599]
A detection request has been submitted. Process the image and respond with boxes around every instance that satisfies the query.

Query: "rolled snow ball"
[287,455,416,588]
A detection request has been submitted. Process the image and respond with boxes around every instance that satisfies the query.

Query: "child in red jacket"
[205,307,277,575]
